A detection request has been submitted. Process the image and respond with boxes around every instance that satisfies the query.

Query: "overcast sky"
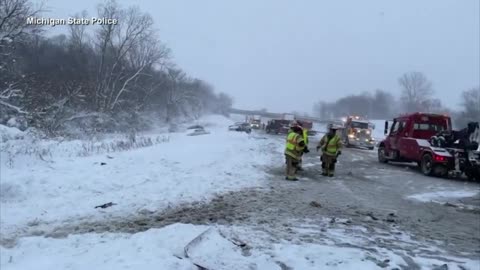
[41,0,479,114]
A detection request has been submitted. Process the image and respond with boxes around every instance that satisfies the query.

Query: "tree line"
[313,71,479,128]
[0,0,233,136]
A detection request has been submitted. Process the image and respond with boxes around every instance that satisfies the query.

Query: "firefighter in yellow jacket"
[284,126,305,181]
[316,125,342,177]
[293,121,309,171]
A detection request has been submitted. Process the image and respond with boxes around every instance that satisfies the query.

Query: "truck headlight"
[348,134,355,138]
[366,130,370,134]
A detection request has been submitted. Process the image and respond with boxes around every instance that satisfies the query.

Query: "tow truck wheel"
[421,154,434,176]
[378,146,388,163]
[466,169,480,181]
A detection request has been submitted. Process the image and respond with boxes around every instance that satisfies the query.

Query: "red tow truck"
[378,112,480,180]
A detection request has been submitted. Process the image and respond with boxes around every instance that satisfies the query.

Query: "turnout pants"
[297,153,303,169]
[321,153,336,176]
[285,155,300,179]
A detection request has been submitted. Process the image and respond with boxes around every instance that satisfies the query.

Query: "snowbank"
[2,223,478,270]
[0,125,24,142]
[0,115,274,236]
[407,189,480,203]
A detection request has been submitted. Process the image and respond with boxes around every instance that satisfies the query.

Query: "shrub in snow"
[77,134,170,157]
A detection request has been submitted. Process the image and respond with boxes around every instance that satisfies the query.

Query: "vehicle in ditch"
[228,122,252,133]
[378,112,480,180]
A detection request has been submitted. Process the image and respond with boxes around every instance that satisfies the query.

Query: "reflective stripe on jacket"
[285,132,305,159]
[320,134,342,156]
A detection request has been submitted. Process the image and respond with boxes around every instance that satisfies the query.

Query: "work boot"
[328,173,334,177]
[297,167,304,171]
[286,177,299,181]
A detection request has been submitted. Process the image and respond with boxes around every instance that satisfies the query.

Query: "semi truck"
[341,115,375,150]
[378,112,480,180]
[246,115,262,129]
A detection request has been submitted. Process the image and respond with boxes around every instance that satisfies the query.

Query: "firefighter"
[296,121,309,145]
[295,121,309,171]
[285,126,305,181]
[316,126,342,177]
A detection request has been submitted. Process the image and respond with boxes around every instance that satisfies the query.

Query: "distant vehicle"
[250,119,261,129]
[246,115,262,129]
[341,116,375,150]
[378,112,480,180]
[229,122,251,133]
[283,114,295,121]
[266,119,290,134]
[296,120,316,136]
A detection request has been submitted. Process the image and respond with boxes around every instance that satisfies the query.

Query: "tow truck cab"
[378,113,451,164]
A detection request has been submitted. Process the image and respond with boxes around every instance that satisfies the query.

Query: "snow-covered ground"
[2,222,478,270]
[408,190,479,203]
[0,115,275,236]
[407,188,480,211]
[1,223,374,270]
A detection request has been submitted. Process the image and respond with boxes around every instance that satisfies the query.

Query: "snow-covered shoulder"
[0,115,275,236]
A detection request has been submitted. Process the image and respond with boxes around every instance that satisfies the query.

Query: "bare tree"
[93,0,169,112]
[459,87,480,126]
[215,92,233,116]
[164,67,187,122]
[399,71,434,112]
[0,0,43,116]
[420,98,446,114]
[0,0,43,42]
[372,89,395,118]
[68,10,89,49]
[0,0,230,135]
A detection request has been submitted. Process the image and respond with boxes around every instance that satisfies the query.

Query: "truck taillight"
[434,155,446,162]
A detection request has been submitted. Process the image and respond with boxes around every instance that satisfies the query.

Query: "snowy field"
[0,115,275,236]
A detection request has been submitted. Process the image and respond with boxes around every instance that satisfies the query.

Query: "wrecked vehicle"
[229,122,252,133]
